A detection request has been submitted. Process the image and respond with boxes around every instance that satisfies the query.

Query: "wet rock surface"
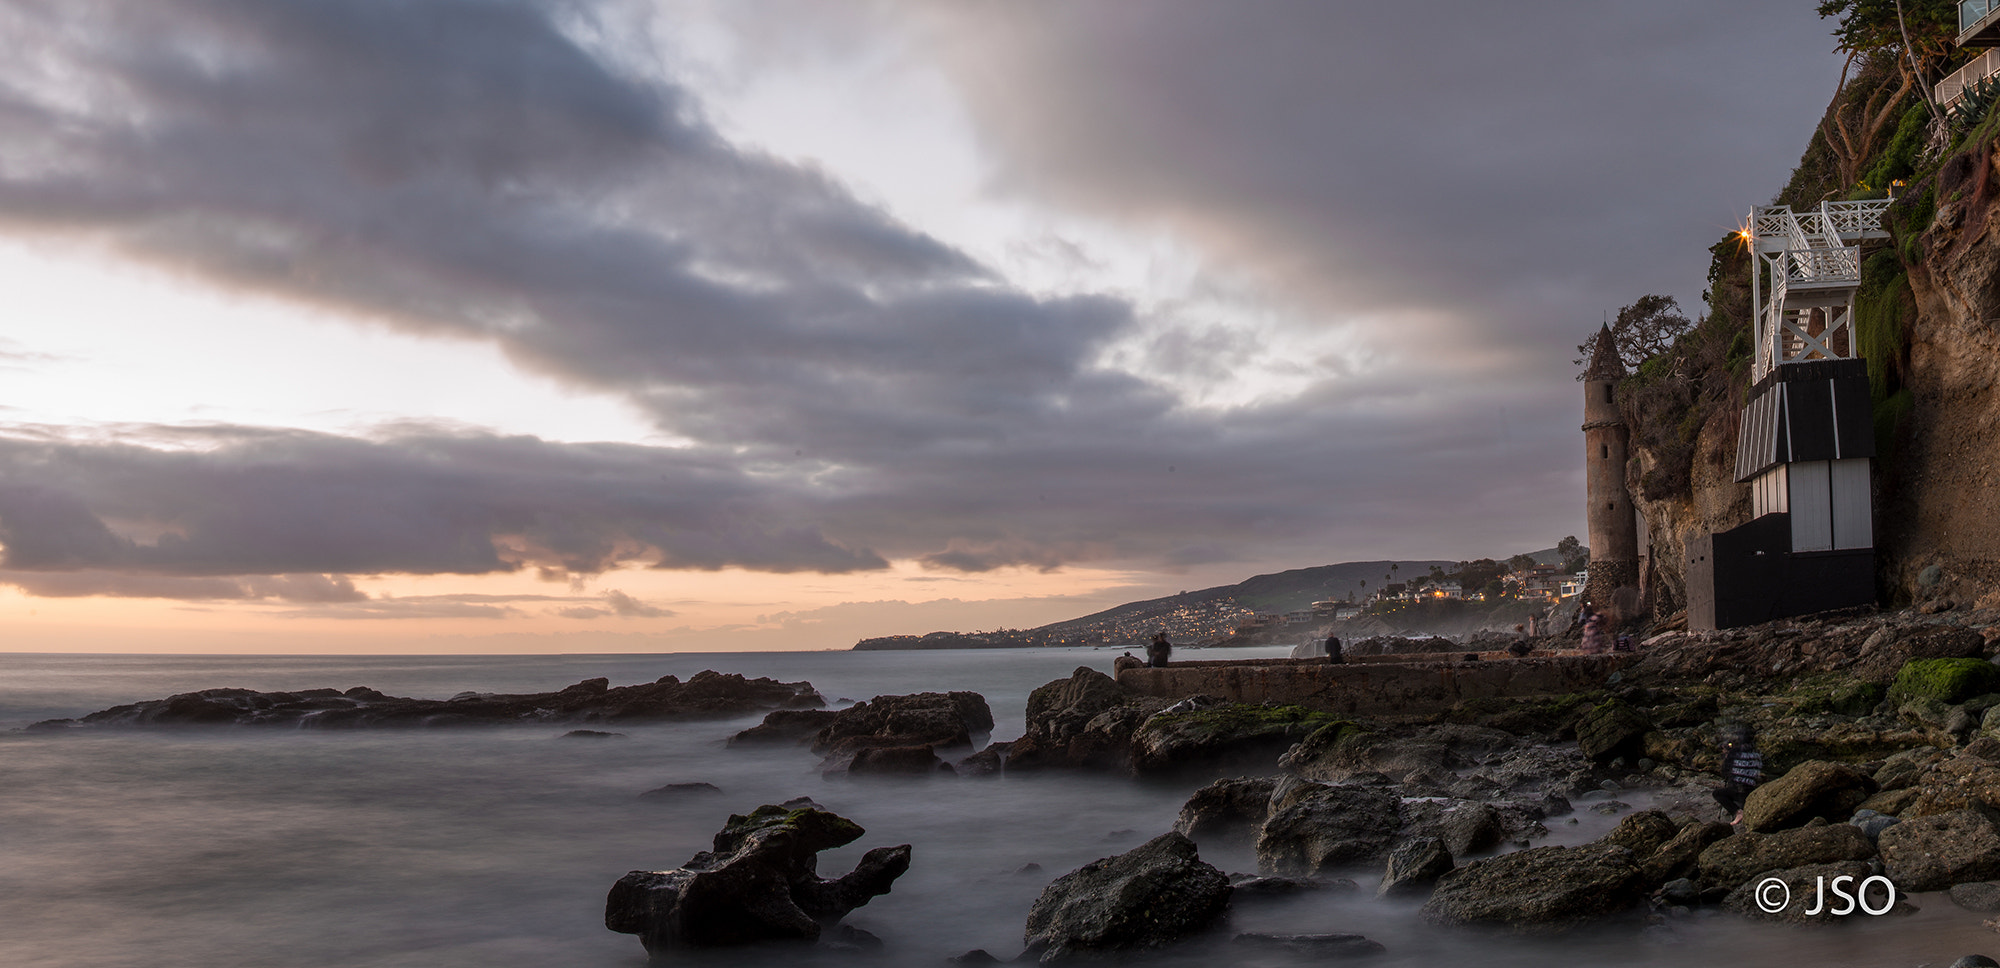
[604,799,910,957]
[1420,842,1650,933]
[36,671,824,728]
[1022,831,1231,963]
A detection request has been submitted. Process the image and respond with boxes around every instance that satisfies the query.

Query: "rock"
[1875,746,1951,791]
[1600,809,1678,859]
[1173,776,1278,847]
[1657,877,1699,905]
[1575,699,1652,763]
[1721,861,1879,924]
[1022,831,1231,963]
[729,709,841,746]
[560,729,626,739]
[1696,820,1877,892]
[1378,837,1454,897]
[1230,933,1386,958]
[1878,808,2000,891]
[1398,798,1504,857]
[639,782,723,799]
[1741,761,1878,832]
[1130,704,1344,777]
[1856,787,1922,816]
[47,670,825,729]
[1950,882,2000,913]
[1255,784,1402,876]
[1226,872,1352,896]
[1850,810,1901,842]
[1950,957,2000,968]
[955,743,1009,777]
[1004,669,1166,773]
[1267,774,1325,814]
[845,744,953,775]
[1639,820,1734,885]
[811,691,994,757]
[949,950,1002,965]
[1890,658,2000,705]
[1280,723,1516,787]
[1420,843,1650,933]
[605,802,911,957]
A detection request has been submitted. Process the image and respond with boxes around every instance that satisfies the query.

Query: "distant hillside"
[1034,559,1450,640]
[851,551,1574,650]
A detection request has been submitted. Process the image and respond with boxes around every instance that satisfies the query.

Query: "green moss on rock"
[1888,658,2000,705]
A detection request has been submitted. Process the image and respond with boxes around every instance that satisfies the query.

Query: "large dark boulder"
[812,692,993,757]
[1173,776,1279,847]
[47,671,825,729]
[730,709,840,746]
[1130,704,1343,777]
[1255,785,1402,876]
[1398,798,1504,857]
[1022,831,1231,963]
[1377,837,1454,897]
[1574,699,1651,763]
[1004,669,1167,773]
[1695,820,1876,893]
[1741,761,1878,832]
[1878,809,2000,892]
[605,800,910,957]
[1420,843,1649,933]
[1600,809,1679,859]
[1639,819,1734,885]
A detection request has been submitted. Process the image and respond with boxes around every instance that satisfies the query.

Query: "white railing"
[1784,246,1862,287]
[1965,0,1999,37]
[1938,48,2000,110]
[1748,200,1886,380]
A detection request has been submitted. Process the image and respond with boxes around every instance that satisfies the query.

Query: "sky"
[0,0,1849,653]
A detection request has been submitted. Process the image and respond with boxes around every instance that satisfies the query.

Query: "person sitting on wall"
[1146,632,1172,668]
[1324,635,1344,664]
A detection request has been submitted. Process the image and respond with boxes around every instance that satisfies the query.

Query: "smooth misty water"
[2,648,1996,968]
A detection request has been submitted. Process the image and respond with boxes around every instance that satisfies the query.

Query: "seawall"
[1116,653,1638,717]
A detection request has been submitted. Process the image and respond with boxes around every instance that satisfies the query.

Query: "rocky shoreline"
[702,604,2000,961]
[35,604,2000,963]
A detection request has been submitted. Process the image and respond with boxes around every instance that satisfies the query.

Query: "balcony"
[1964,0,2000,46]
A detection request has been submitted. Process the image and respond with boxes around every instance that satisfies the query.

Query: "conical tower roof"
[1585,324,1625,381]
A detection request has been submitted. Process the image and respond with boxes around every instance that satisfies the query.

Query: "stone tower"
[1581,325,1639,612]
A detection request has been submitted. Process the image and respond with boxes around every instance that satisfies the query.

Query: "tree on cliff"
[1557,536,1587,573]
[1814,0,1959,187]
[1573,295,1692,376]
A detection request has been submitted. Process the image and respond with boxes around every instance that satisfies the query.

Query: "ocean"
[2,647,1995,968]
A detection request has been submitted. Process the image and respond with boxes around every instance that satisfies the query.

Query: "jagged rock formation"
[605,800,910,957]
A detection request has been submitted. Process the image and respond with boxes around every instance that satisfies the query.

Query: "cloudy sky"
[0,1,1845,653]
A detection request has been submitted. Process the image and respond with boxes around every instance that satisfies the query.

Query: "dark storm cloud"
[0,426,885,578]
[914,1,1844,354]
[0,1,1849,594]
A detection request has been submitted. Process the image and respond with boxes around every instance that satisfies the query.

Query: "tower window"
[1603,385,1613,404]
[1601,444,1609,459]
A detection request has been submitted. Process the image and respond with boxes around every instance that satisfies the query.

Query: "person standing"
[1146,632,1172,668]
[1713,725,1763,826]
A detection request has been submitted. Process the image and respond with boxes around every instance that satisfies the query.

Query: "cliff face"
[1630,405,1748,617]
[1880,140,2000,604]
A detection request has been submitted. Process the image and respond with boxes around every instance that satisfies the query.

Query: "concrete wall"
[1115,654,1638,718]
